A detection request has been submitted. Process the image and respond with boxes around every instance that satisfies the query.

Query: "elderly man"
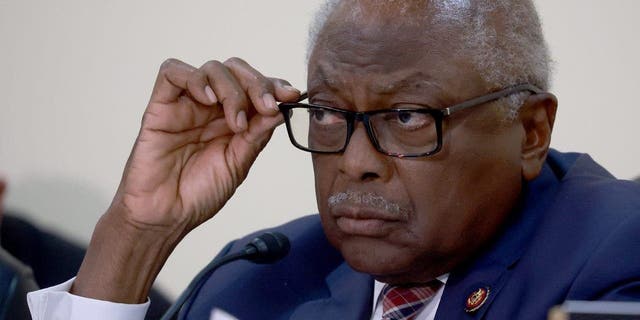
[28,0,640,319]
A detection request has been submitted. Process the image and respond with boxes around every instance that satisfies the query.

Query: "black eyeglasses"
[278,84,543,158]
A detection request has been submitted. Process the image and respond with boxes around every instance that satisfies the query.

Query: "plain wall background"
[1,0,639,298]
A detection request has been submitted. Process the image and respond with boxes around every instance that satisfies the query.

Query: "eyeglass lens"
[286,106,438,155]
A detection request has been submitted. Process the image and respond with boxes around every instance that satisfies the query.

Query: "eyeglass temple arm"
[296,91,308,102]
[442,84,543,116]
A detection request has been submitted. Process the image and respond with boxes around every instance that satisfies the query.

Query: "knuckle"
[191,69,207,81]
[246,72,268,87]
[223,56,245,67]
[202,59,223,71]
[271,77,292,87]
[160,58,180,71]
[254,80,274,96]
[231,89,245,99]
[225,90,248,105]
[245,72,272,93]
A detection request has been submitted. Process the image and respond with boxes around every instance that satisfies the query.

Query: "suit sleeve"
[567,211,640,300]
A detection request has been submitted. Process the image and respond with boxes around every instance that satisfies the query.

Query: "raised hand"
[71,57,300,303]
[117,57,299,231]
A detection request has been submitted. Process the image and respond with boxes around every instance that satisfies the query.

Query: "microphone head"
[245,232,290,264]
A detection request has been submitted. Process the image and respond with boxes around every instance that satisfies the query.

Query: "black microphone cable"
[160,232,290,320]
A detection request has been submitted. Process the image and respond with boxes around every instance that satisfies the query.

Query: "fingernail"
[282,85,300,94]
[236,111,248,131]
[263,93,278,111]
[205,86,218,104]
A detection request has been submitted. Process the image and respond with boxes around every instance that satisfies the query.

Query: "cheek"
[408,126,523,251]
[312,155,337,228]
[312,155,330,204]
[312,156,348,254]
[405,161,519,253]
[390,161,451,248]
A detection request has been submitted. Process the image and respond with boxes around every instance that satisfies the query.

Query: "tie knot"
[381,281,442,320]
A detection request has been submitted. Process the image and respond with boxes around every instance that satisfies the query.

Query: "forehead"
[307,17,484,104]
[311,14,449,71]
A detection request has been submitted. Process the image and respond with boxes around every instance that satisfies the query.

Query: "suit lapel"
[435,260,515,320]
[435,163,560,320]
[290,262,374,320]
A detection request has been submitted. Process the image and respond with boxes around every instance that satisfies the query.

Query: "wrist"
[71,205,186,303]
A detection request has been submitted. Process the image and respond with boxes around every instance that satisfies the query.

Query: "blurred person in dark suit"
[0,177,36,319]
[0,177,172,319]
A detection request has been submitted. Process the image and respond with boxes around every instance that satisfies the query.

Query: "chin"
[333,234,450,285]
[338,236,415,276]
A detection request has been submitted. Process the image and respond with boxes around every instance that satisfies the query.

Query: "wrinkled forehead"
[306,1,476,95]
[313,23,439,71]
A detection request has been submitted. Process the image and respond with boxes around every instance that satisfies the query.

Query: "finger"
[186,69,219,106]
[198,117,234,142]
[150,58,197,104]
[223,57,281,116]
[200,60,251,133]
[268,77,302,102]
[246,113,285,143]
[232,113,285,159]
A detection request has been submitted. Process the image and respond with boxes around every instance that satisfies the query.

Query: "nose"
[338,122,392,182]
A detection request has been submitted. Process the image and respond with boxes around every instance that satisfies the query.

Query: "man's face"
[308,17,526,284]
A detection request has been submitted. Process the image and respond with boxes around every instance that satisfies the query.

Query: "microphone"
[242,231,290,263]
[160,232,290,320]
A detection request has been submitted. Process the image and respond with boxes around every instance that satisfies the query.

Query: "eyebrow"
[308,66,341,93]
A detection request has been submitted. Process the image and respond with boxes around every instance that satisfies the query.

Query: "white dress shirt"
[27,278,149,320]
[28,275,448,320]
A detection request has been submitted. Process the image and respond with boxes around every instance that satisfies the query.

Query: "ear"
[518,92,558,181]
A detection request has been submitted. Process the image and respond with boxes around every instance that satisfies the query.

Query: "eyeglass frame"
[277,83,543,158]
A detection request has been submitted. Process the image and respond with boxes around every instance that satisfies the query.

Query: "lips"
[332,206,404,237]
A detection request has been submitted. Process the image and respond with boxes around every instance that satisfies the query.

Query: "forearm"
[66,56,297,305]
[71,205,185,303]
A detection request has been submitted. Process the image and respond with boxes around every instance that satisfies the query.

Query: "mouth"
[332,207,403,237]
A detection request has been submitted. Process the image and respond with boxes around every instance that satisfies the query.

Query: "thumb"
[269,78,302,102]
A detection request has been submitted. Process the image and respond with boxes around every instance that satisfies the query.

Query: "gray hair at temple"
[307,0,552,120]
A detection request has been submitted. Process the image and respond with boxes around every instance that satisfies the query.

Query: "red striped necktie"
[381,280,443,320]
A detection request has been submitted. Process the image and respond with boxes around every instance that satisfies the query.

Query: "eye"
[397,111,414,124]
[311,109,326,121]
[385,111,433,130]
[308,109,343,125]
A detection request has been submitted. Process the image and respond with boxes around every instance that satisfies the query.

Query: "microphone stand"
[160,232,290,320]
[160,250,250,320]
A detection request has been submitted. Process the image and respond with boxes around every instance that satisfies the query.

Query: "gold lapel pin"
[465,287,491,313]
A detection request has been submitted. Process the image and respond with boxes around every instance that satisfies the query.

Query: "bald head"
[308,0,551,119]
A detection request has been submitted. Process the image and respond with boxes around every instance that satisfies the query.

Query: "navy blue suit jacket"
[181,150,640,319]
